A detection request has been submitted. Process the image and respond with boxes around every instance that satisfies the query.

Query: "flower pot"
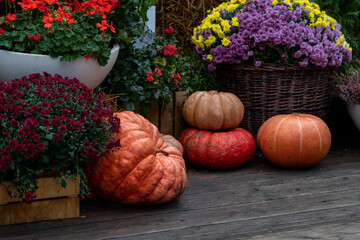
[0,45,119,89]
[346,103,360,132]
[0,177,80,225]
[217,63,335,135]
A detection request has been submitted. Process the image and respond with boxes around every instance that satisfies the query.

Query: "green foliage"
[102,28,218,115]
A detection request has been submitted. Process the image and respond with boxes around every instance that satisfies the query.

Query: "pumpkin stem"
[155,149,169,157]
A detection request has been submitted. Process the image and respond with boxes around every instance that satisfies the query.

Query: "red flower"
[41,102,50,109]
[73,122,83,131]
[163,44,178,56]
[53,134,61,143]
[0,155,11,171]
[5,13,16,24]
[83,141,91,148]
[20,192,36,204]
[155,68,162,76]
[62,109,70,117]
[37,142,45,150]
[0,29,5,34]
[34,34,40,41]
[164,26,173,35]
[42,14,54,28]
[59,125,67,134]
[15,144,25,153]
[85,55,90,60]
[42,119,50,127]
[52,117,61,128]
[146,76,154,82]
[10,119,19,128]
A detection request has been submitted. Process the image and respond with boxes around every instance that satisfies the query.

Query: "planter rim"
[0,44,120,59]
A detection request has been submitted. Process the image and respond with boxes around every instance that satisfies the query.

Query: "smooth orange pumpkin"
[86,111,187,205]
[182,91,244,131]
[160,133,183,155]
[257,113,331,168]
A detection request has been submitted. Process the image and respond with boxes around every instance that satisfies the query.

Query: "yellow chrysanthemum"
[205,35,216,47]
[232,17,239,27]
[221,37,231,47]
[212,24,221,33]
[217,30,225,39]
[226,4,238,12]
[207,54,213,60]
[271,0,278,5]
[221,20,231,33]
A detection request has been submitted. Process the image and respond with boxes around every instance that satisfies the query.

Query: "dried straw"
[156,0,227,52]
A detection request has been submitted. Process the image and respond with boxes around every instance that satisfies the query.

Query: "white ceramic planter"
[347,103,360,132]
[0,45,119,89]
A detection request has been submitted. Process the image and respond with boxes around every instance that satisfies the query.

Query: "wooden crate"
[145,91,188,138]
[0,177,80,225]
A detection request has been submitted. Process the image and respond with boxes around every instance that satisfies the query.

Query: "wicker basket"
[217,63,335,135]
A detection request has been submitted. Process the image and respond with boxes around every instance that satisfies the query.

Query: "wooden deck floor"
[1,141,360,240]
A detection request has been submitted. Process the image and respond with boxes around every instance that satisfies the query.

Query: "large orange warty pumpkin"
[257,113,331,168]
[182,91,244,131]
[86,111,187,205]
[179,128,255,170]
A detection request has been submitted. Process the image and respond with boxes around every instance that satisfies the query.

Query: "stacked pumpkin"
[86,111,187,205]
[179,91,255,170]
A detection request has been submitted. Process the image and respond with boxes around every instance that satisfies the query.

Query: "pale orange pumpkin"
[160,133,183,155]
[257,113,331,168]
[86,111,187,205]
[182,91,244,131]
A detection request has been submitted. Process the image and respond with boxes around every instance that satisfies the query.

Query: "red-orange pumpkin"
[86,111,187,205]
[160,133,183,155]
[179,128,255,170]
[257,113,331,168]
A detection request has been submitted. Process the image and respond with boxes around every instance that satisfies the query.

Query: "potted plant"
[335,59,360,131]
[0,73,120,224]
[191,0,352,134]
[0,0,152,88]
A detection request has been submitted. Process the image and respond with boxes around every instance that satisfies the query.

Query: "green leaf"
[126,101,135,111]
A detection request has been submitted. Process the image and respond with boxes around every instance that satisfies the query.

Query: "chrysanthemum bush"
[0,73,120,203]
[0,0,122,66]
[336,59,360,104]
[192,0,352,70]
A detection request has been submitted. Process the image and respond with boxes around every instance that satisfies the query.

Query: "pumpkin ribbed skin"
[160,134,183,155]
[257,113,331,168]
[86,111,187,205]
[179,128,255,170]
[182,91,244,131]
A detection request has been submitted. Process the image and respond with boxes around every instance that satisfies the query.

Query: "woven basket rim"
[218,63,337,72]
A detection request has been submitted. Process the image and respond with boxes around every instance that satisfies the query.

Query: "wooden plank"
[0,177,80,204]
[246,221,360,240]
[174,91,188,138]
[0,148,359,238]
[159,96,173,135]
[2,158,360,233]
[0,197,79,225]
[2,187,360,239]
